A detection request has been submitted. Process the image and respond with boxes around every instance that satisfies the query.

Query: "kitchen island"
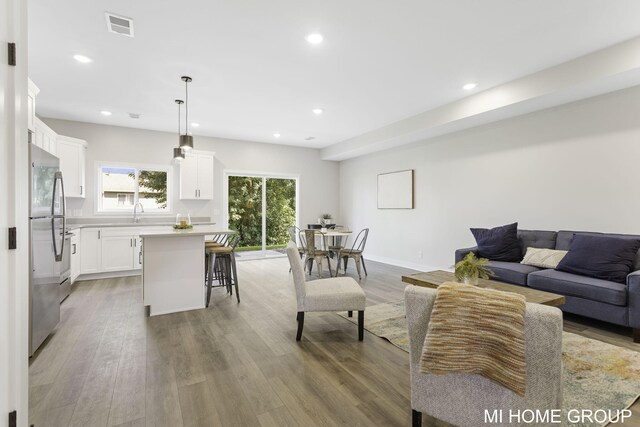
[140,224,230,316]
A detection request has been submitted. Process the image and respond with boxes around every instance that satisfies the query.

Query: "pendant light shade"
[179,134,193,150]
[173,146,185,161]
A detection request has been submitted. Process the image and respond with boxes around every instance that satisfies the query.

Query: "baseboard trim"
[364,254,444,273]
[77,270,142,281]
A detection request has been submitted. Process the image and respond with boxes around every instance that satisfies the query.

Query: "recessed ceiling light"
[312,108,324,115]
[73,54,92,63]
[100,110,112,116]
[463,82,477,90]
[191,122,199,127]
[273,133,281,138]
[306,33,324,45]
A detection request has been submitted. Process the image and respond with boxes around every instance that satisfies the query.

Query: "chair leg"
[296,311,304,341]
[206,253,216,307]
[343,256,348,273]
[316,256,323,278]
[348,310,353,317]
[361,256,368,276]
[355,257,362,280]
[634,328,640,343]
[231,252,239,303]
[358,310,364,341]
[326,255,333,277]
[412,410,422,427]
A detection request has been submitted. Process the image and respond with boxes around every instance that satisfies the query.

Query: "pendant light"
[179,75,194,150]
[173,99,185,161]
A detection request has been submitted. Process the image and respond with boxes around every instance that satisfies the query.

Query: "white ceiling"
[28,0,640,149]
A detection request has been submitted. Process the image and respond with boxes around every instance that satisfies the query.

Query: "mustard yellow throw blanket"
[419,282,527,396]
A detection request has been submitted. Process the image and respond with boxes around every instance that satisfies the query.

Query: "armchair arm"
[627,271,640,328]
[454,246,478,264]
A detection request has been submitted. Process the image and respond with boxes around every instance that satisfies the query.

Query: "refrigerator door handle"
[52,218,63,262]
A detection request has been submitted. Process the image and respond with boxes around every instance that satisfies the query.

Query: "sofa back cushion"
[557,230,640,272]
[470,222,521,262]
[517,230,557,258]
[556,234,640,283]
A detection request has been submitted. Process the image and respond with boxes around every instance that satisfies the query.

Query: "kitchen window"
[97,163,171,213]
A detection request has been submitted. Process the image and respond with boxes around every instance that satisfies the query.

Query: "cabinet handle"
[98,230,101,239]
[130,238,133,247]
[80,185,83,195]
[195,189,197,198]
[139,251,142,265]
[134,239,137,247]
[72,243,76,254]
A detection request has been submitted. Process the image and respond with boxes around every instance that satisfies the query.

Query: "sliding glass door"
[227,174,297,258]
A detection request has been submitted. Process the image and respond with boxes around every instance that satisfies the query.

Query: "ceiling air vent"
[105,13,134,37]
[129,113,140,119]
[305,136,316,141]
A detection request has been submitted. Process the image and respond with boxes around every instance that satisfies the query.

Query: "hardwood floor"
[29,257,639,427]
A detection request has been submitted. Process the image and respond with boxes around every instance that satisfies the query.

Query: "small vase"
[462,275,479,286]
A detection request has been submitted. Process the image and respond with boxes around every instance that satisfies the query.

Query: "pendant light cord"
[185,80,189,135]
[178,101,181,135]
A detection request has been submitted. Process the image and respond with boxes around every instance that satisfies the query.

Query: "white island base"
[141,225,222,316]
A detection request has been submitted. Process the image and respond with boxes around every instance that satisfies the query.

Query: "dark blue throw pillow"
[556,234,640,283]
[470,222,521,262]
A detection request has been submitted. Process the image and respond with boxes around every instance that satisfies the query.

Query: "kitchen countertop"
[66,221,216,230]
[140,225,232,238]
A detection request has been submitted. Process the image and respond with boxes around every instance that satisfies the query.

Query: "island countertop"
[139,224,234,238]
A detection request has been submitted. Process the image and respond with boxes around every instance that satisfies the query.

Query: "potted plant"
[320,213,332,226]
[454,253,495,285]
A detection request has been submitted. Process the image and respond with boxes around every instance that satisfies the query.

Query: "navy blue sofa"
[455,229,640,342]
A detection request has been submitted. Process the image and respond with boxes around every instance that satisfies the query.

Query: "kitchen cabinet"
[28,79,39,132]
[80,228,102,274]
[34,117,57,155]
[79,227,141,275]
[179,150,214,200]
[56,136,87,198]
[70,232,80,284]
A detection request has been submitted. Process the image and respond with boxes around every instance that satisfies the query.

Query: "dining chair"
[327,225,348,253]
[336,228,369,279]
[302,229,332,278]
[285,242,366,341]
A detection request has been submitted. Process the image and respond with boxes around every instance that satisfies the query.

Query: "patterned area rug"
[338,301,640,427]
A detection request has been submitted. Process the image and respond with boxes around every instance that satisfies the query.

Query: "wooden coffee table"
[401,270,565,307]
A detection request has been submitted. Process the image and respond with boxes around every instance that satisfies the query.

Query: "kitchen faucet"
[133,202,145,223]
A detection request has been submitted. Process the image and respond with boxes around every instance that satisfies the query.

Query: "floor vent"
[105,13,134,37]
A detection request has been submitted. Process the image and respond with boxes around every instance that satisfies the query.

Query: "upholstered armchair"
[404,285,563,427]
[286,242,366,341]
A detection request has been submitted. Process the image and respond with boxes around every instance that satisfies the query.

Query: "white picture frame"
[377,169,414,209]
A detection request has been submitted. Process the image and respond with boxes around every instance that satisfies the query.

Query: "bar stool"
[205,234,240,307]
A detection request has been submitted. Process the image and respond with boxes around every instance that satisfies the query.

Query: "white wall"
[339,85,640,270]
[42,119,340,227]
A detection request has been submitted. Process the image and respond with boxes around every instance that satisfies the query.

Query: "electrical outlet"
[418,250,423,259]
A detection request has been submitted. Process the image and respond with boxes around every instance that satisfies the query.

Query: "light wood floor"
[29,257,639,427]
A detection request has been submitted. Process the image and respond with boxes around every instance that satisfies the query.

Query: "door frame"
[1,0,30,425]
[223,170,299,255]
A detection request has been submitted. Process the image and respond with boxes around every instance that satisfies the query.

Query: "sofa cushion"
[556,234,640,283]
[487,261,541,286]
[521,248,568,269]
[518,230,557,258]
[470,222,521,262]
[528,269,627,306]
[556,230,640,272]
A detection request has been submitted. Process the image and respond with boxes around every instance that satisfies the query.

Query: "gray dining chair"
[336,228,369,279]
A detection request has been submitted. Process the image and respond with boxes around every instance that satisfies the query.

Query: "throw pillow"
[555,234,640,283]
[470,222,521,262]
[521,247,568,269]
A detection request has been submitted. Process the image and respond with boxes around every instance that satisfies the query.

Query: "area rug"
[338,301,640,427]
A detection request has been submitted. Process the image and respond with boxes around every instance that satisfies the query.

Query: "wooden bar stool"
[205,234,240,307]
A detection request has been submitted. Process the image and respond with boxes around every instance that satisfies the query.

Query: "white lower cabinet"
[80,228,102,274]
[70,232,80,283]
[80,227,141,275]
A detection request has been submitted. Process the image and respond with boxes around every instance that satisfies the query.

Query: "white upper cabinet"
[179,150,214,200]
[33,117,57,156]
[27,79,39,132]
[56,136,87,198]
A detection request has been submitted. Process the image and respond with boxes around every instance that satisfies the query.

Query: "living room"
[2,1,640,427]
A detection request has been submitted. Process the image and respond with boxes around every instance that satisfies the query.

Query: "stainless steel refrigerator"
[29,143,65,356]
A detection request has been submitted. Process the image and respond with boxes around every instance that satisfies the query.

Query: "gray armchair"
[404,285,563,427]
